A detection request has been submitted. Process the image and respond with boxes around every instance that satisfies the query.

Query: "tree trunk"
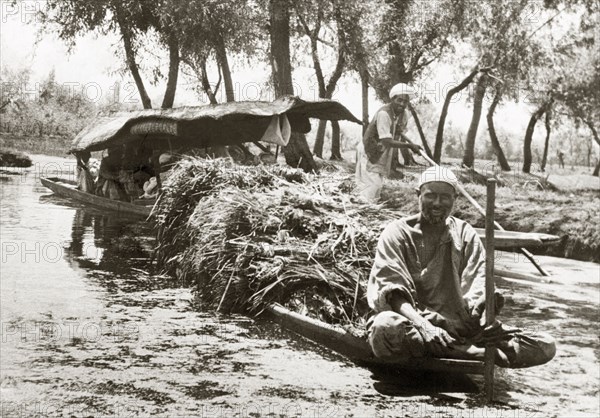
[486,90,511,171]
[522,102,549,173]
[462,74,487,168]
[360,68,369,134]
[589,120,600,147]
[302,10,345,160]
[117,12,152,109]
[308,23,326,158]
[319,48,344,160]
[330,120,342,160]
[161,32,179,109]
[215,36,235,102]
[198,57,219,105]
[582,119,600,176]
[313,120,327,157]
[407,102,433,159]
[313,67,345,159]
[213,44,235,171]
[269,0,293,96]
[584,138,592,167]
[191,56,230,157]
[269,0,317,172]
[540,106,552,172]
[434,68,486,163]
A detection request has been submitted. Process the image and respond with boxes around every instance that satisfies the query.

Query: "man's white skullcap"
[389,83,416,99]
[418,166,459,192]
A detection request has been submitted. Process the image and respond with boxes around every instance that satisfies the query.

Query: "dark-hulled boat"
[40,177,153,217]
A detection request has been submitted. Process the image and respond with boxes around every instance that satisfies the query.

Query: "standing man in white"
[355,83,422,201]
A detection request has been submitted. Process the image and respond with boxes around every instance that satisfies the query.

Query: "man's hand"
[408,143,423,153]
[471,292,505,325]
[388,291,455,356]
[415,321,456,356]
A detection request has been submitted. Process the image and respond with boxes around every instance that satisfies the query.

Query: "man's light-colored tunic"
[355,105,408,201]
[367,215,486,337]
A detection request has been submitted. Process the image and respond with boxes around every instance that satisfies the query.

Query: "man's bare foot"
[444,343,512,366]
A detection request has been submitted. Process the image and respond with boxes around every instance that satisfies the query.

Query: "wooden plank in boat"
[474,228,559,248]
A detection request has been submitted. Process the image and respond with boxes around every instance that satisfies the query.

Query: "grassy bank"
[0,133,71,157]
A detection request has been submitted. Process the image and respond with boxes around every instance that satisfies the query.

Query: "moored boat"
[266,303,486,374]
[40,177,153,217]
[41,96,362,215]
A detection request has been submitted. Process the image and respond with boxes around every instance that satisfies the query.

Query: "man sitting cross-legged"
[366,166,556,368]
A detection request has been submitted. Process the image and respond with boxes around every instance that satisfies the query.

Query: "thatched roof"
[69,96,362,154]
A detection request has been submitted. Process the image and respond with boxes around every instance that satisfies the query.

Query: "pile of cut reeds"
[154,157,403,328]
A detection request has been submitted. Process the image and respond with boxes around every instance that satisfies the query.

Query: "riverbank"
[0,133,71,158]
[329,156,599,263]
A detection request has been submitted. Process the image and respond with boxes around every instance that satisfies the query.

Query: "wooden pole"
[152,150,162,191]
[217,271,235,313]
[484,179,496,402]
[361,72,369,134]
[412,148,549,276]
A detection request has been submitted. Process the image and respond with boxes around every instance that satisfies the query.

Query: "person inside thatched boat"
[366,166,556,368]
[131,145,155,186]
[119,144,155,199]
[355,83,423,201]
[75,150,95,193]
[95,147,128,201]
[140,153,177,199]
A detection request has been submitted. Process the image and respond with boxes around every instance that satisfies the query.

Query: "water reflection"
[63,207,152,273]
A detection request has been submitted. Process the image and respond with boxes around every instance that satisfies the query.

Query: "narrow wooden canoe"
[40,177,153,217]
[265,303,485,374]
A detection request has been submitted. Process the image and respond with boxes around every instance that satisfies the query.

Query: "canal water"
[1,156,598,417]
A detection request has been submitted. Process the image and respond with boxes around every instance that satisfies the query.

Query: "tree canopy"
[5,0,596,174]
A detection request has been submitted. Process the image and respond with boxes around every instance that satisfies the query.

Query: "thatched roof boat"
[69,96,362,154]
[42,97,362,216]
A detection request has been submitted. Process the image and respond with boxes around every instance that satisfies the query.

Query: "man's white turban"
[389,83,417,99]
[418,166,459,192]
